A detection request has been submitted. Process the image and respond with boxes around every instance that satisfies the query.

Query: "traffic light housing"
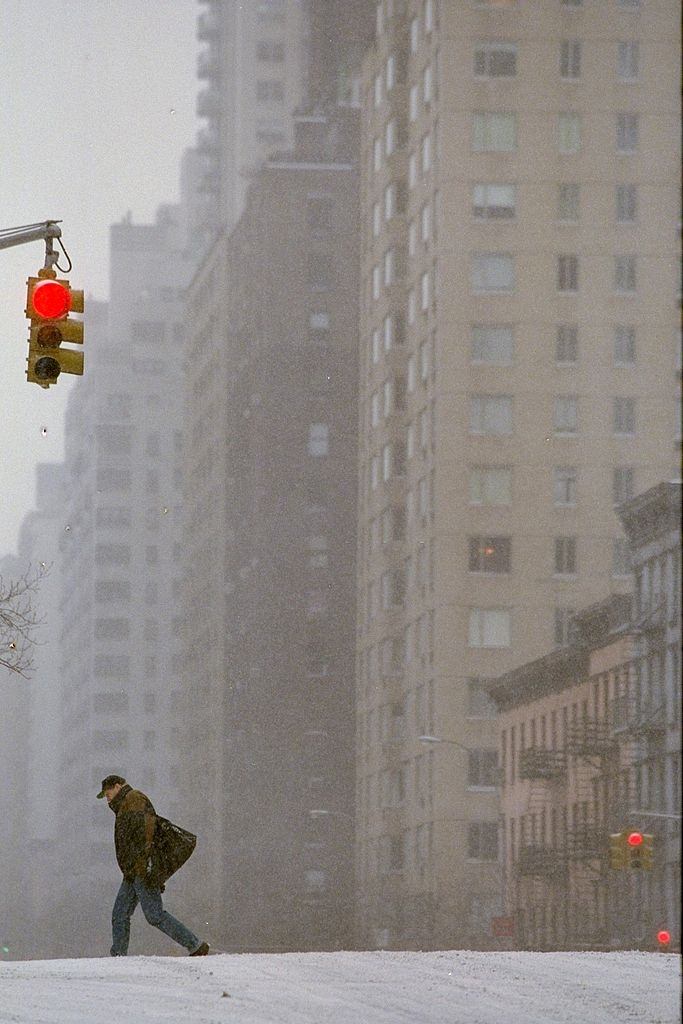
[609,831,628,870]
[626,831,654,870]
[25,270,84,387]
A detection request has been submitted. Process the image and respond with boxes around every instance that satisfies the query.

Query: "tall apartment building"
[356,0,680,949]
[181,104,361,952]
[52,206,196,956]
[195,0,308,236]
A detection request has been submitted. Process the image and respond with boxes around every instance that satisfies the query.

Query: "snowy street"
[0,949,679,1024]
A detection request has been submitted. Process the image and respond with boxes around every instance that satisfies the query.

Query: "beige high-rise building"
[356,0,680,949]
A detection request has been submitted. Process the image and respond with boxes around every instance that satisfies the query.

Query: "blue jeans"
[111,877,201,956]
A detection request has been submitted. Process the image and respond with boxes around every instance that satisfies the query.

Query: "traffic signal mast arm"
[0,221,66,272]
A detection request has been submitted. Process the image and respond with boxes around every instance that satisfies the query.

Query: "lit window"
[468,537,511,574]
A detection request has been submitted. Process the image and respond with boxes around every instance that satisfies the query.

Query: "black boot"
[190,942,210,956]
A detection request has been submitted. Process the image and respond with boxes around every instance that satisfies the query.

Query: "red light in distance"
[627,831,643,847]
[657,930,671,945]
[32,280,71,319]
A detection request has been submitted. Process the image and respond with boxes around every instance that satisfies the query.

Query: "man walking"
[97,775,209,957]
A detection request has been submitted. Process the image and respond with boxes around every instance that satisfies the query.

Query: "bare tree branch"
[0,564,50,679]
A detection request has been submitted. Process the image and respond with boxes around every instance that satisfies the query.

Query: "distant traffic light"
[626,831,654,870]
[25,270,84,387]
[609,832,628,870]
[657,930,671,950]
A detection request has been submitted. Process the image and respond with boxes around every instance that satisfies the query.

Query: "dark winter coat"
[109,784,157,882]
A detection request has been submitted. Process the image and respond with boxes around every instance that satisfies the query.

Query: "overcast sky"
[0,0,198,555]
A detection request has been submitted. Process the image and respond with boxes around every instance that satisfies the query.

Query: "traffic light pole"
[0,221,66,272]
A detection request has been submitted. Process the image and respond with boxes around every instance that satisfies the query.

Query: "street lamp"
[308,809,355,821]
[418,734,472,753]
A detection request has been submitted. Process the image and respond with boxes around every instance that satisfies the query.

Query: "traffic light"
[25,270,84,387]
[626,830,654,870]
[609,831,628,870]
[657,930,671,950]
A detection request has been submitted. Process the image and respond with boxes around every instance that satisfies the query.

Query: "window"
[410,16,419,53]
[554,396,578,434]
[424,0,434,32]
[94,655,130,680]
[421,133,431,173]
[94,618,130,641]
[472,253,515,292]
[616,185,637,223]
[470,395,513,435]
[256,40,285,62]
[613,467,634,504]
[409,84,419,121]
[613,396,635,435]
[385,118,397,156]
[615,255,636,292]
[96,506,132,528]
[469,536,511,574]
[558,255,579,292]
[423,64,433,104]
[371,329,381,364]
[469,466,512,506]
[618,0,640,7]
[614,325,636,365]
[558,113,581,153]
[616,113,639,152]
[310,311,329,331]
[94,692,129,714]
[556,324,578,363]
[474,43,517,78]
[473,184,516,220]
[308,424,329,456]
[560,40,581,79]
[467,679,497,718]
[408,152,417,188]
[420,270,430,310]
[373,137,382,173]
[561,0,583,5]
[95,580,131,602]
[421,201,431,241]
[382,568,406,610]
[95,544,131,566]
[467,750,499,787]
[468,609,511,648]
[471,325,514,364]
[473,113,516,152]
[617,41,639,80]
[554,536,577,575]
[613,538,632,576]
[468,822,499,859]
[257,80,284,102]
[554,607,575,647]
[372,265,380,301]
[308,253,333,290]
[558,184,580,222]
[374,71,383,108]
[554,466,577,506]
[386,53,396,91]
[257,0,286,20]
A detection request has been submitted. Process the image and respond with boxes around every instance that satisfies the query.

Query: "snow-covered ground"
[0,949,679,1024]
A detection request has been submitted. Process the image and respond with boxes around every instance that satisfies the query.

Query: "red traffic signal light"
[657,930,671,946]
[30,279,72,319]
[627,831,643,846]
